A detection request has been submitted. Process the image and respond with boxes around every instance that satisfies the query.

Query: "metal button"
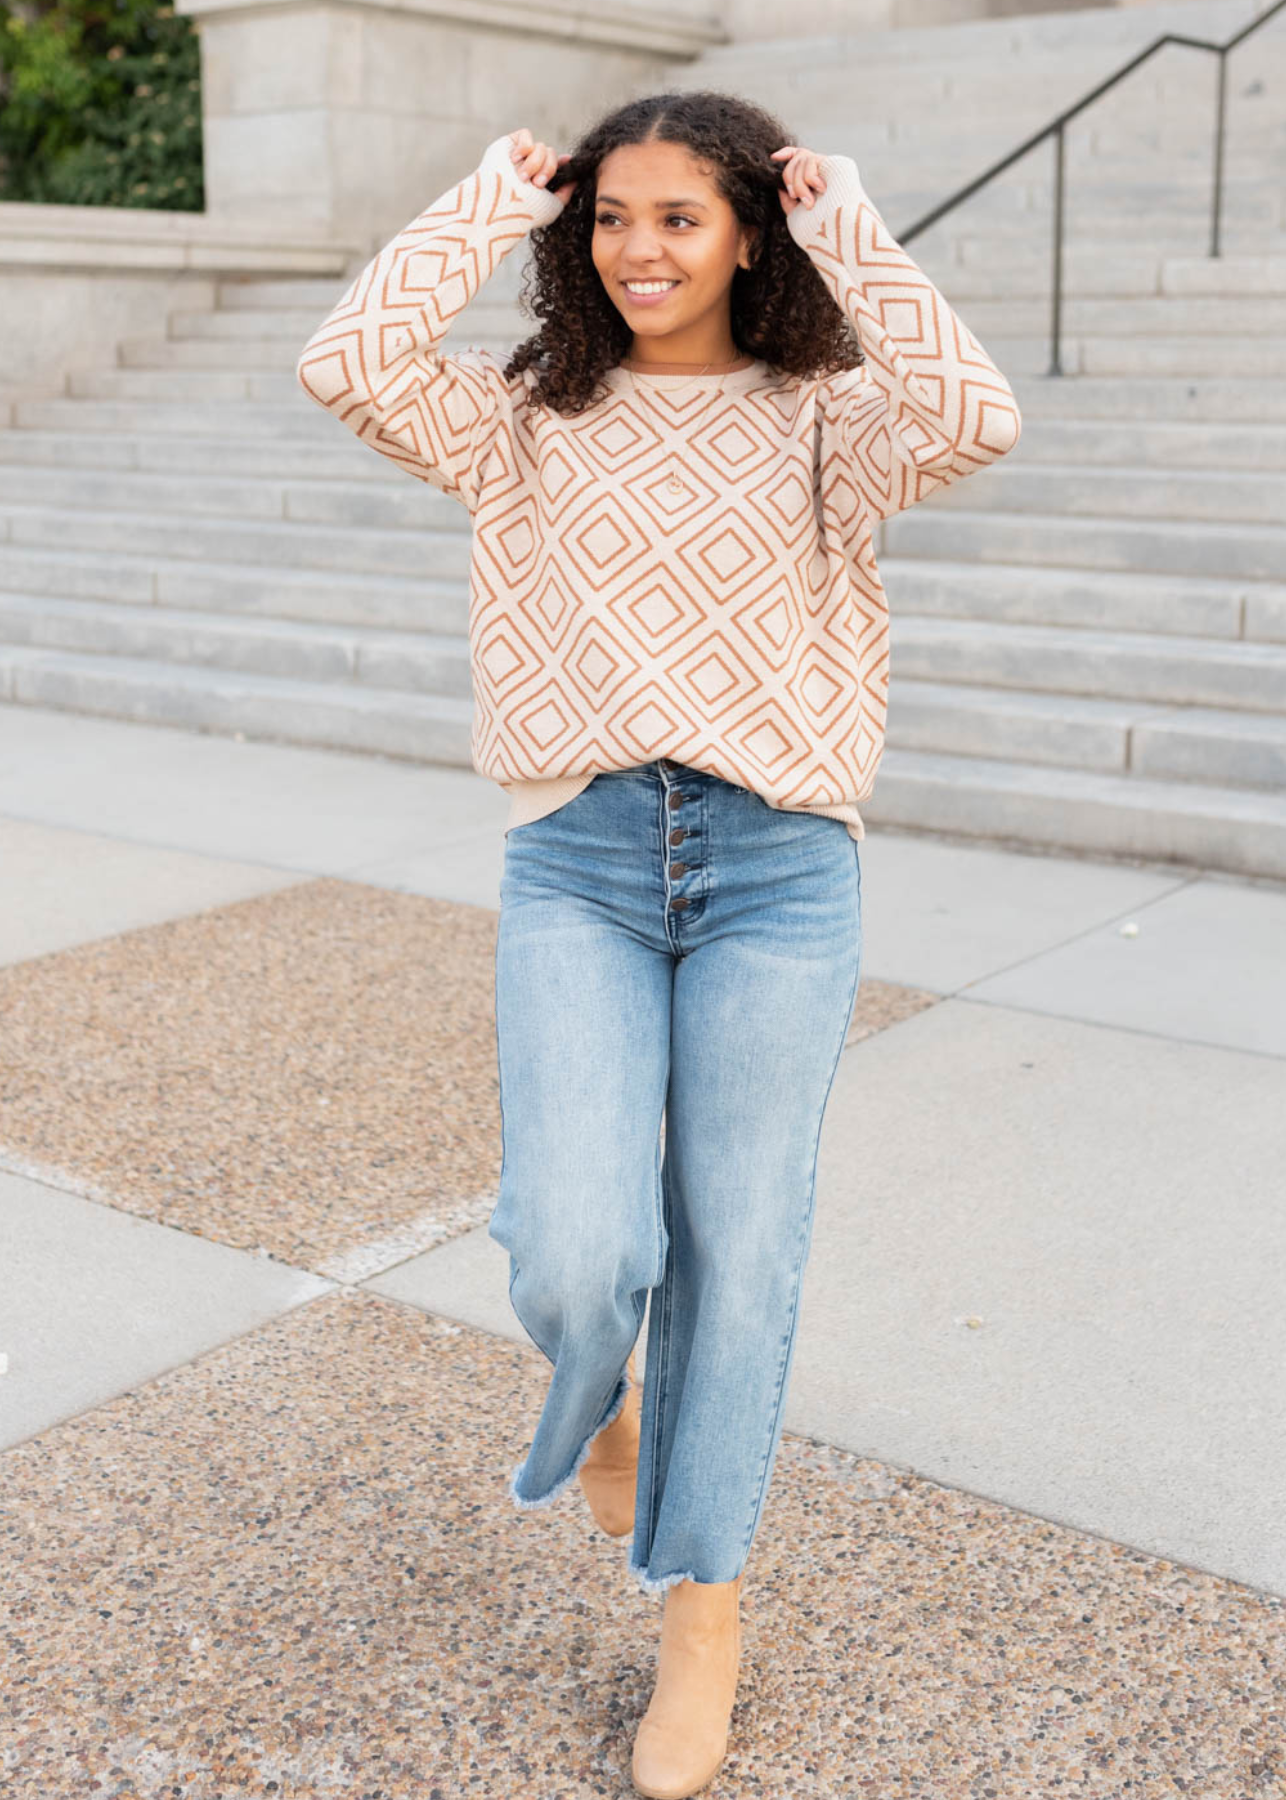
[670,896,690,910]
[668,792,683,811]
[670,863,686,878]
[668,827,686,846]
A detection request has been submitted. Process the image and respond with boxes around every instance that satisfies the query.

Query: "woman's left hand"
[770,146,827,215]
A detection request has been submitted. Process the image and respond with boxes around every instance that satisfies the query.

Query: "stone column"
[174,0,729,249]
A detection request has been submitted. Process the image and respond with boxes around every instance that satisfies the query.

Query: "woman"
[297,88,1021,1800]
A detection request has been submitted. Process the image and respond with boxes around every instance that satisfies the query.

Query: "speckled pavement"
[3,719,1285,1798]
[3,1285,1283,1799]
[0,876,934,1278]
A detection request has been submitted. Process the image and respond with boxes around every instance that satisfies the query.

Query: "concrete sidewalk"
[2,703,1283,1798]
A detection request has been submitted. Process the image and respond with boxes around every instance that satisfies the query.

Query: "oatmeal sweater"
[296,133,1022,841]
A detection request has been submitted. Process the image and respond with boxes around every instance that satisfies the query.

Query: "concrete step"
[5,537,1282,650]
[1126,706,1286,791]
[695,37,1279,78]
[878,556,1286,645]
[1071,338,1286,379]
[0,426,413,485]
[1158,255,1286,297]
[66,368,327,403]
[960,336,1286,380]
[691,84,1286,149]
[1008,375,1286,424]
[0,543,467,634]
[690,1,1286,71]
[883,183,1285,226]
[5,502,1280,645]
[211,274,529,312]
[117,324,535,371]
[116,294,1286,373]
[18,369,1286,442]
[214,277,370,309]
[889,615,1286,714]
[692,77,1285,136]
[0,504,472,581]
[861,747,1286,881]
[72,329,1286,401]
[170,258,1286,319]
[64,318,1286,402]
[0,646,473,763]
[953,296,1286,337]
[933,460,1286,527]
[886,677,1286,789]
[168,326,1286,385]
[21,372,1286,438]
[2,594,1282,789]
[11,396,369,438]
[0,460,467,534]
[8,413,1285,485]
[2,635,1280,877]
[0,593,472,696]
[756,123,1285,174]
[170,302,531,341]
[925,252,1286,302]
[59,350,529,402]
[213,249,1277,308]
[883,505,1286,583]
[6,430,1282,532]
[1001,418,1286,474]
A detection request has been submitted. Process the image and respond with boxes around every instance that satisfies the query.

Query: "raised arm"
[295,133,566,511]
[786,153,1022,523]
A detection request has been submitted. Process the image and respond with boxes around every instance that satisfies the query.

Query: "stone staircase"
[1,0,1284,876]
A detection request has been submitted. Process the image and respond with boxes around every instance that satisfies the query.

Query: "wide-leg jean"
[488,758,863,1596]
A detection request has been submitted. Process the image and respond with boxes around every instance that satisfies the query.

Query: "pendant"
[667,474,683,493]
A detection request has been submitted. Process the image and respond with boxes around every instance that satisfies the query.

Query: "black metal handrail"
[894,0,1286,375]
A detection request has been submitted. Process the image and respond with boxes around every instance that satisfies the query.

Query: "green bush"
[0,0,204,208]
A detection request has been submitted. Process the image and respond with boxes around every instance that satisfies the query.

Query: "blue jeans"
[489,758,863,1594]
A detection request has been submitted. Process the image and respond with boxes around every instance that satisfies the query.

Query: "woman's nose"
[622,230,665,257]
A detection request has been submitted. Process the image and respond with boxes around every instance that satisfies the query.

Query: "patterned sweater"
[295,132,1022,841]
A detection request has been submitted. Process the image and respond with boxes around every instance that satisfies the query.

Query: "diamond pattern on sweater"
[296,132,1022,840]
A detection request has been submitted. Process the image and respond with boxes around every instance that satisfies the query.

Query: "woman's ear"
[739,228,761,271]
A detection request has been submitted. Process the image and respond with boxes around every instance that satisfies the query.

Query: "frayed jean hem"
[628,1561,705,1597]
[507,1366,632,1512]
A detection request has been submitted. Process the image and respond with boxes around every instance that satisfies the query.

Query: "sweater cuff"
[785,152,869,247]
[478,132,569,229]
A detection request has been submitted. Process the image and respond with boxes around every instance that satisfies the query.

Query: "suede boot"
[631,1572,743,1799]
[577,1348,640,1537]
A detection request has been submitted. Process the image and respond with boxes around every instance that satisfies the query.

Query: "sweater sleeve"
[294,134,567,512]
[786,154,1022,523]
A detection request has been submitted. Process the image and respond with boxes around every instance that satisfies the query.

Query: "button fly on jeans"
[669,896,691,910]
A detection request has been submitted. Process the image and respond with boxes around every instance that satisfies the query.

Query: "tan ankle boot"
[577,1349,641,1537]
[631,1573,742,1799]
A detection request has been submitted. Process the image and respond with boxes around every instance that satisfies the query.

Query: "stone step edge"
[2,641,1284,771]
[3,645,1283,828]
[3,585,1283,672]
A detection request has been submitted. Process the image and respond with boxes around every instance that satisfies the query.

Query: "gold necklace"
[623,357,744,494]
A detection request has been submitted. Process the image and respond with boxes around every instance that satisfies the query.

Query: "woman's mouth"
[622,279,681,306]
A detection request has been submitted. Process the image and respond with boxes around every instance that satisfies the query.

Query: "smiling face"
[591,138,759,367]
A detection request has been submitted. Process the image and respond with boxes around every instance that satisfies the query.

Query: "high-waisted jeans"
[488,758,863,1595]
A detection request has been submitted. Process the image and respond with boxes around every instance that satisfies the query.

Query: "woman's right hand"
[507,128,576,204]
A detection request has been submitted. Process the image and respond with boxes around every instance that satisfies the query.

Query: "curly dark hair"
[502,88,865,416]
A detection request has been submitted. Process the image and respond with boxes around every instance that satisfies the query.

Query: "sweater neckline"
[607,357,768,393]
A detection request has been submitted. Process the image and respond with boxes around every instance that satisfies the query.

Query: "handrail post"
[1048,123,1066,376]
[1211,47,1228,258]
